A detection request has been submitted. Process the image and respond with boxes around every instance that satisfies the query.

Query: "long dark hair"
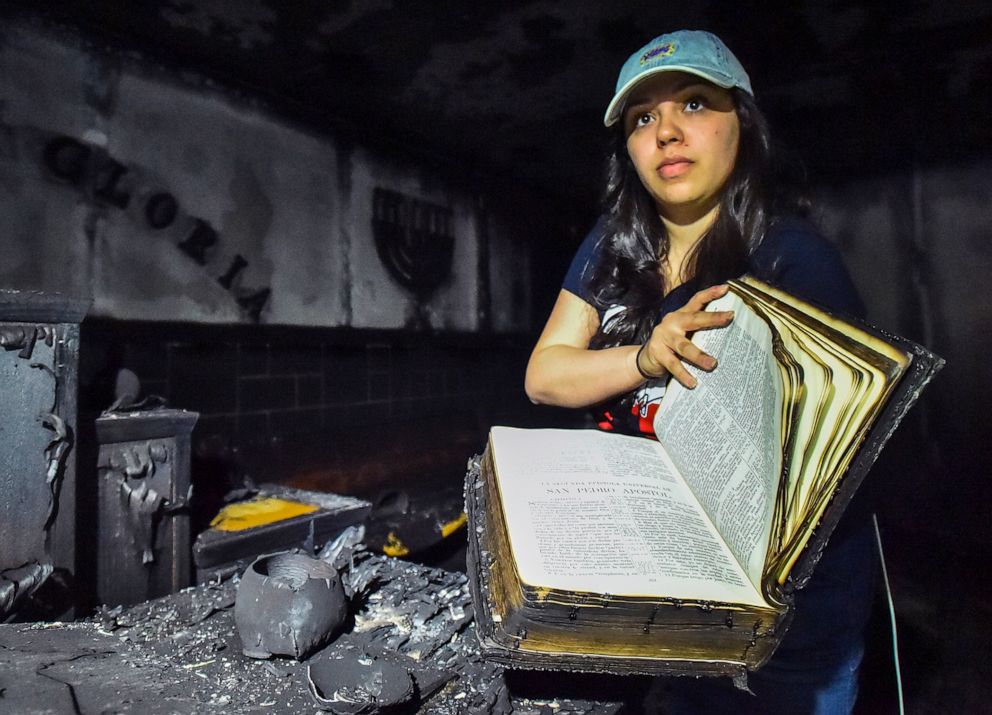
[588,88,808,349]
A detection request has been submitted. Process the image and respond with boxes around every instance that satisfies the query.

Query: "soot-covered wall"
[817,165,991,542]
[0,20,568,504]
[0,23,532,333]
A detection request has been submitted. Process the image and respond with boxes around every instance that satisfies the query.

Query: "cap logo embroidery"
[640,41,676,65]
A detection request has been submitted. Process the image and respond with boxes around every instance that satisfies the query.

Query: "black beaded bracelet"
[635,343,657,380]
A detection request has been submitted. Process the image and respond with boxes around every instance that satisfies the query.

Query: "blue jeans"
[657,520,878,714]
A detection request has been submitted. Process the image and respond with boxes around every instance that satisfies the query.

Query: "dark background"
[1,1,989,711]
[17,0,991,200]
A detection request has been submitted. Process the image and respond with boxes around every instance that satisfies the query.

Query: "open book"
[466,276,943,677]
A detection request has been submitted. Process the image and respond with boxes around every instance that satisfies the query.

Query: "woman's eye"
[634,112,653,127]
[685,96,706,113]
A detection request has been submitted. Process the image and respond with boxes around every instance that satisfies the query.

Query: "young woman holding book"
[525,30,876,714]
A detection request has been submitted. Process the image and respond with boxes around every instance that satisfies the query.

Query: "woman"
[525,30,875,714]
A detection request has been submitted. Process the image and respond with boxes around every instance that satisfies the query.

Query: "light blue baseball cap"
[604,30,753,127]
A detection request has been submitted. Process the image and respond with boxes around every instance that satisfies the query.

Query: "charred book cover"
[465,276,944,678]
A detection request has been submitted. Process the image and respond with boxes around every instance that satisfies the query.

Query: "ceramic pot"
[235,551,347,659]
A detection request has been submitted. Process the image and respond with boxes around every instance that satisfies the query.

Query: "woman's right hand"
[637,284,735,389]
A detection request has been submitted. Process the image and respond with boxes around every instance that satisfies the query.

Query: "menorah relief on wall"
[372,188,455,328]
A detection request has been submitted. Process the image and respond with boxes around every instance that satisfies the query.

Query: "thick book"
[466,276,944,678]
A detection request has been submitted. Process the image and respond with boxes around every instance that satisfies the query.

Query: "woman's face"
[622,72,740,224]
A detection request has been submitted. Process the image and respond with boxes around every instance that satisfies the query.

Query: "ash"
[0,548,623,713]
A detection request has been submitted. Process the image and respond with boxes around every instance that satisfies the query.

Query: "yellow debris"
[383,531,410,557]
[440,512,467,538]
[209,497,319,532]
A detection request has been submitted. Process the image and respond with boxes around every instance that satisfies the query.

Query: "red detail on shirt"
[595,406,659,440]
[634,401,659,439]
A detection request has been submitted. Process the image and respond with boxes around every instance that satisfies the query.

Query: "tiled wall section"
[78,320,564,490]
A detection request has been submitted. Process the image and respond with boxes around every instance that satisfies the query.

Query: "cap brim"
[603,65,737,127]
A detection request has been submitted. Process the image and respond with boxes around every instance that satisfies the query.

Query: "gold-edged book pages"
[466,276,944,677]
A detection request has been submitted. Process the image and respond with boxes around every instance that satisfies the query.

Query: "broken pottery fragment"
[307,650,415,714]
[235,551,347,659]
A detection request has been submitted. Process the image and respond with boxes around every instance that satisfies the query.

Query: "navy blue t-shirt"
[562,217,865,437]
[563,217,865,321]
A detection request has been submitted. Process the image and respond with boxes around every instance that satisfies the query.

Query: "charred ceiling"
[5,0,992,201]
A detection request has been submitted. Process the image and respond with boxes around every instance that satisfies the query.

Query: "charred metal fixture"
[120,477,166,564]
[193,485,371,584]
[372,187,454,324]
[95,409,198,607]
[0,290,88,621]
[235,552,347,660]
[307,645,415,714]
[0,561,54,616]
[40,411,71,529]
